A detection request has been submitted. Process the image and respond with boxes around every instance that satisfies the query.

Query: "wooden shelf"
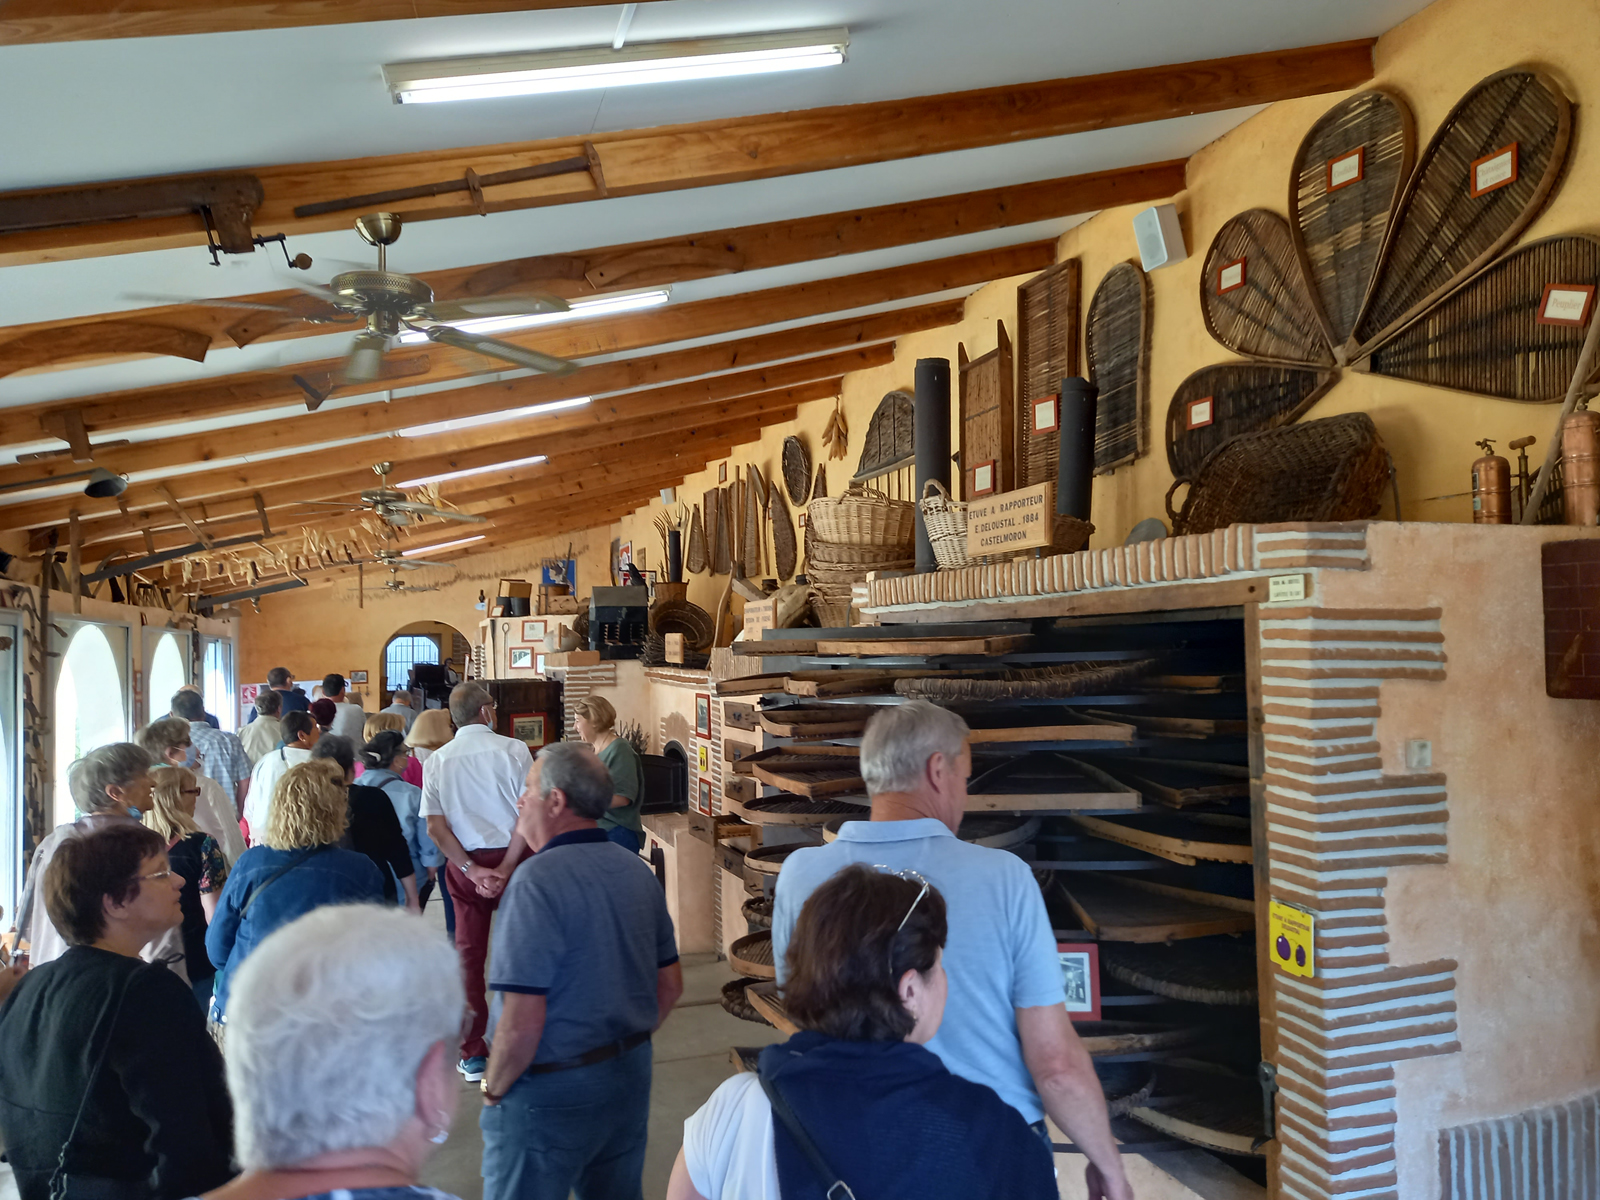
[1057,874,1255,942]
[1067,812,1253,865]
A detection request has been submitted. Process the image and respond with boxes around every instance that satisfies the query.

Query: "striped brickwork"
[558,662,617,740]
[1438,1089,1600,1200]
[1260,605,1459,1200]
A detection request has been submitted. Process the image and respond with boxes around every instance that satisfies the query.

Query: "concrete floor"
[419,943,785,1200]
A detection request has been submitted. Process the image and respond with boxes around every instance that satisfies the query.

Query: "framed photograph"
[718,462,728,483]
[1326,145,1364,192]
[1470,142,1519,197]
[1056,942,1101,1022]
[697,779,713,812]
[541,558,576,589]
[1216,257,1246,295]
[797,512,808,529]
[1186,396,1216,430]
[240,683,260,706]
[521,619,548,643]
[535,653,547,675]
[509,713,547,749]
[349,669,368,685]
[697,743,711,774]
[1032,395,1059,436]
[1538,283,1596,327]
[508,647,536,671]
[970,460,997,497]
[695,692,712,737]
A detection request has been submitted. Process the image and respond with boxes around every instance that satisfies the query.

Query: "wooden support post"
[40,408,92,461]
[252,492,272,537]
[154,484,215,549]
[68,513,81,613]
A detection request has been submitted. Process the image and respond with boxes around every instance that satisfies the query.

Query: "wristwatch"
[480,1080,504,1104]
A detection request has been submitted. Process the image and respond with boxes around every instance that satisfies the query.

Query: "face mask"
[182,742,200,769]
[125,806,142,818]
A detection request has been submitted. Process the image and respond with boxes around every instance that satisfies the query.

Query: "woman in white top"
[243,711,318,842]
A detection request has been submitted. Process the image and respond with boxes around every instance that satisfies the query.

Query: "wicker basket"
[1168,412,1390,536]
[809,581,856,627]
[1046,512,1096,554]
[919,479,974,569]
[807,484,917,548]
[648,598,715,651]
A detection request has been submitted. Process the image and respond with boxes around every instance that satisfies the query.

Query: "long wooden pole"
[1522,314,1600,523]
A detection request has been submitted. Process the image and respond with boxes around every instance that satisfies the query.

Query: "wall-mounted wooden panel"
[1017,259,1081,488]
[1086,261,1153,473]
[958,321,1015,499]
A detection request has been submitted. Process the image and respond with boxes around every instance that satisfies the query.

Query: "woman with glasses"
[667,864,1056,1200]
[144,765,231,1011]
[0,823,234,1200]
[206,761,384,1031]
[135,716,247,865]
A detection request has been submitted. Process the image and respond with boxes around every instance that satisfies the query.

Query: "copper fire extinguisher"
[1472,439,1512,524]
[1561,410,1600,526]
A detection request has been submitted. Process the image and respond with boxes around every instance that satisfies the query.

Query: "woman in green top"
[573,696,645,854]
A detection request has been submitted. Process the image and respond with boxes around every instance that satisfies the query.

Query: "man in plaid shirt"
[172,689,251,814]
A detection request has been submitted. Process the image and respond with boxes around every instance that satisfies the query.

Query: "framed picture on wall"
[349,670,368,685]
[521,619,547,643]
[508,647,536,671]
[695,692,712,737]
[698,779,713,811]
[1056,942,1101,1021]
[509,713,547,749]
[697,743,710,774]
[535,653,547,675]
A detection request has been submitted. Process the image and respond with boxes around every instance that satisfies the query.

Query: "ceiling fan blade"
[418,293,570,322]
[385,501,489,523]
[124,292,308,315]
[424,325,578,376]
[283,277,345,305]
[399,558,452,568]
[343,331,388,385]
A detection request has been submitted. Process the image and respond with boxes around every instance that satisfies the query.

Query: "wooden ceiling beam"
[1,161,1184,362]
[0,42,1373,265]
[0,341,885,493]
[0,0,621,45]
[3,234,1023,445]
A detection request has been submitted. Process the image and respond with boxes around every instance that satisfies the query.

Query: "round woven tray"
[729,932,776,980]
[1097,1062,1158,1116]
[823,814,1039,847]
[1100,939,1259,1006]
[808,485,917,547]
[895,657,1159,702]
[742,896,773,931]
[743,843,807,876]
[727,794,869,826]
[649,598,715,651]
[720,976,770,1025]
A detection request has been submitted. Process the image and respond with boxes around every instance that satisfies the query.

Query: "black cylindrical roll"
[1057,376,1098,521]
[667,530,683,582]
[913,357,952,574]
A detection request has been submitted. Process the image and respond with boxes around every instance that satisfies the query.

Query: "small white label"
[972,463,994,493]
[1218,261,1244,292]
[1034,396,1057,432]
[1405,739,1433,771]
[1474,148,1515,192]
[1188,397,1214,428]
[1268,574,1307,603]
[1544,287,1590,322]
[1329,150,1363,188]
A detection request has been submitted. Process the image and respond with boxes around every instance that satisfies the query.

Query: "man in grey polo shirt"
[480,740,684,1200]
[772,699,1132,1200]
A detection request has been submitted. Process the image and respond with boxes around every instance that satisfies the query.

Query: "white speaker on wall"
[660,487,676,505]
[1132,203,1187,271]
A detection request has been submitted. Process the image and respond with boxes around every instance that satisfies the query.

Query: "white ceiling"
[0,0,1434,497]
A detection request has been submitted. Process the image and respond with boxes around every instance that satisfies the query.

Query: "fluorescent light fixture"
[395,454,548,489]
[385,28,848,104]
[399,396,591,438]
[395,286,671,346]
[401,535,486,557]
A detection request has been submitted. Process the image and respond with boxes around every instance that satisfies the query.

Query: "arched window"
[53,625,128,825]
[385,635,440,692]
[147,633,187,722]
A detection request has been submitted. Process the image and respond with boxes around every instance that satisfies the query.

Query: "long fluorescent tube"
[395,287,670,346]
[396,454,547,489]
[385,28,849,105]
[402,535,486,557]
[399,396,591,438]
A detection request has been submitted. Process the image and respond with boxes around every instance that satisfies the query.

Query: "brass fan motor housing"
[329,270,433,313]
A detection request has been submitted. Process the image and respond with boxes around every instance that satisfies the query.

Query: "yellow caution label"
[1269,899,1316,978]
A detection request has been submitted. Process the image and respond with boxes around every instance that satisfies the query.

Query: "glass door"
[143,627,192,726]
[51,620,131,827]
[200,636,237,732]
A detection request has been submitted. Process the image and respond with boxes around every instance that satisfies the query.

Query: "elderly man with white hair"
[771,699,1133,1200]
[202,904,466,1200]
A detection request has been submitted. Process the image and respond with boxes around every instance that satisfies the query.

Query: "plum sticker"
[1268,898,1316,979]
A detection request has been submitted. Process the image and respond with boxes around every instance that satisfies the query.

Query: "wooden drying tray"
[1067,812,1252,865]
[1074,1020,1203,1059]
[1057,874,1255,942]
[1127,1065,1266,1157]
[823,814,1042,848]
[726,794,869,826]
[1097,1062,1157,1116]
[716,669,923,698]
[1082,709,1250,740]
[746,981,800,1035]
[739,746,865,798]
[723,702,760,732]
[1100,939,1260,1006]
[742,843,809,879]
[758,704,880,738]
[968,717,1137,745]
[811,634,1033,657]
[730,932,776,980]
[1032,835,1165,872]
[729,1046,764,1073]
[966,753,1142,813]
[1080,757,1250,810]
[1142,674,1245,694]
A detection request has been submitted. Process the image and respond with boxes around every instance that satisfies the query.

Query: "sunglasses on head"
[872,866,931,981]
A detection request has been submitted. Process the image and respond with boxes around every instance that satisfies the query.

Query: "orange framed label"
[1470,142,1519,197]
[1327,145,1365,191]
[1537,283,1596,327]
[970,460,997,497]
[1217,258,1246,295]
[1032,395,1059,436]
[1186,396,1216,430]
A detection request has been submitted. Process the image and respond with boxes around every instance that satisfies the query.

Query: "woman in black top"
[0,823,233,1200]
[144,766,230,1010]
[310,734,418,911]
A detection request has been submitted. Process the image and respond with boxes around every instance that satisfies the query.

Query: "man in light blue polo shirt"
[773,699,1132,1200]
[479,740,684,1200]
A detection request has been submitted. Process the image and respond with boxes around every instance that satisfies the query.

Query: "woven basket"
[1168,412,1390,536]
[1046,512,1095,555]
[809,581,856,627]
[919,479,974,569]
[649,598,716,651]
[807,484,916,548]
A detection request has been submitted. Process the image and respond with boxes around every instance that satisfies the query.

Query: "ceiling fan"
[133,211,580,397]
[297,463,489,528]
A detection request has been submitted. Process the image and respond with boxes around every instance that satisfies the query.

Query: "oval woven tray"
[741,896,773,931]
[729,931,776,980]
[895,657,1160,702]
[649,598,716,651]
[727,794,869,825]
[720,976,770,1025]
[743,844,808,876]
[1100,939,1259,1006]
[783,436,812,506]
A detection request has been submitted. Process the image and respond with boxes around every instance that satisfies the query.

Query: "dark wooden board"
[1075,1020,1204,1057]
[743,746,865,797]
[1068,812,1252,865]
[966,753,1142,813]
[1057,873,1255,942]
[815,634,1032,657]
[758,704,880,737]
[1082,709,1249,740]
[722,702,760,731]
[1078,756,1251,809]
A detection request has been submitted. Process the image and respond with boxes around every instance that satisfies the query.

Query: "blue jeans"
[603,825,641,854]
[480,1040,652,1200]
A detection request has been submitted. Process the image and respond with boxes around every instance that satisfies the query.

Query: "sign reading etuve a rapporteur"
[964,481,1054,557]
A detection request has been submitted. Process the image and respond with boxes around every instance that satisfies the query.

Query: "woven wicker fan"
[768,481,797,580]
[685,504,707,574]
[782,436,812,505]
[852,390,915,482]
[1289,89,1415,353]
[1166,362,1336,481]
[709,489,730,576]
[1200,210,1333,365]
[1085,261,1151,473]
[1361,234,1600,401]
[812,462,827,500]
[742,468,762,578]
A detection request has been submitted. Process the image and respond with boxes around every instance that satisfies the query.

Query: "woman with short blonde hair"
[404,708,455,757]
[147,765,230,1008]
[205,761,383,1027]
[572,694,646,854]
[363,712,406,743]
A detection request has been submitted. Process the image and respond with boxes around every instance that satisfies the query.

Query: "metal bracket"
[1254,1061,1279,1154]
[203,222,313,270]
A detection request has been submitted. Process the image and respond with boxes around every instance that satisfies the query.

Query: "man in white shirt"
[380,688,418,734]
[239,688,283,765]
[420,681,532,1080]
[322,673,367,746]
[242,711,317,841]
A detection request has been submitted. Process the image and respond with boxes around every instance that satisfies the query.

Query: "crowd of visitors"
[0,678,1129,1200]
